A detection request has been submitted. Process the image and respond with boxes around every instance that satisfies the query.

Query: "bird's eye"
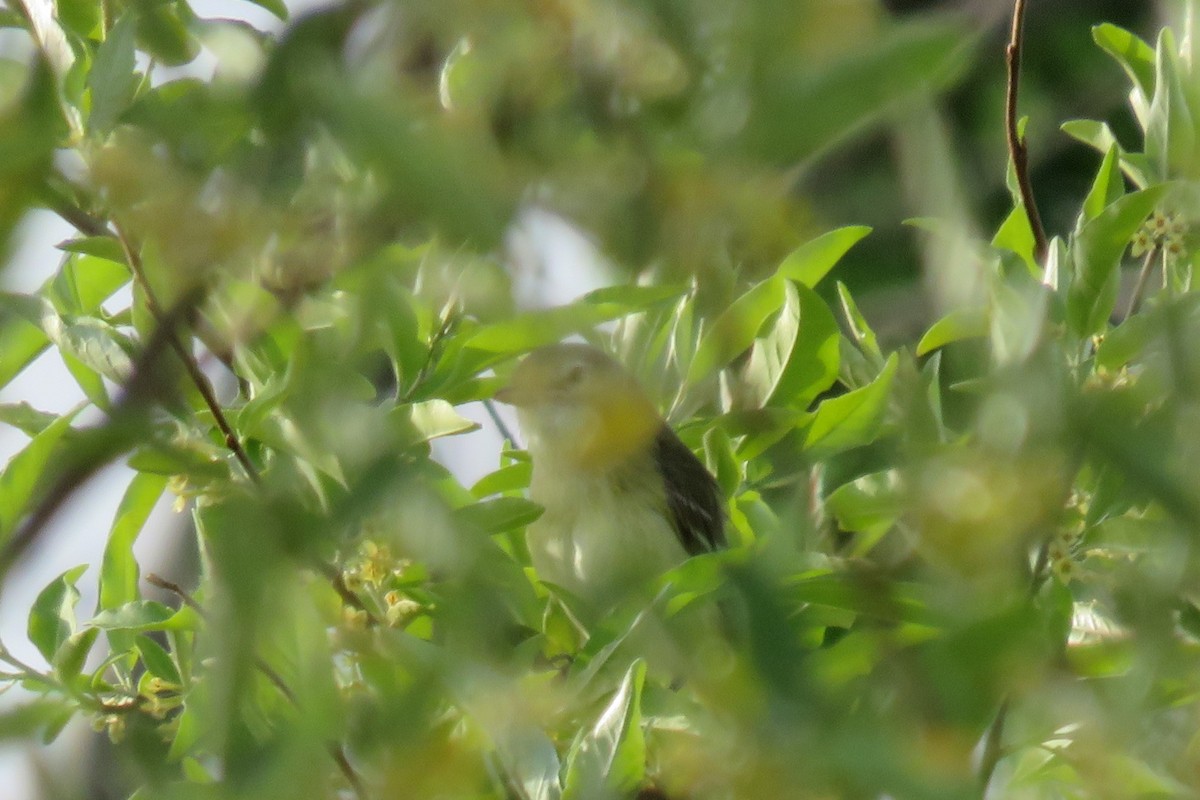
[564,364,585,384]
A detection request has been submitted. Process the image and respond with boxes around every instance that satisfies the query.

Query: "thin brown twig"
[111,223,261,485]
[316,561,379,625]
[146,574,368,799]
[1005,0,1048,264]
[1125,247,1160,320]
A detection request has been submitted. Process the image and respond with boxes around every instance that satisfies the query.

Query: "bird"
[494,342,725,616]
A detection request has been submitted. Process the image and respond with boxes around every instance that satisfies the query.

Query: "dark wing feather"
[654,425,726,555]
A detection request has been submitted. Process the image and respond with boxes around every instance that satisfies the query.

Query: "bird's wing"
[653,425,726,555]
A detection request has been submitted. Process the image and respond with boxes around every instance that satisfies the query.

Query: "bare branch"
[1005,0,1048,264]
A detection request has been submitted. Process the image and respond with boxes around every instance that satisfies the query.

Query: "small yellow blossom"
[1051,555,1077,584]
[384,591,422,628]
[1131,229,1155,258]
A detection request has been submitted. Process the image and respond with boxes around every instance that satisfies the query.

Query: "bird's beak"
[493,384,525,406]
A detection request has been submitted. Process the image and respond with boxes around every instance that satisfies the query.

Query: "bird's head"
[495,343,661,470]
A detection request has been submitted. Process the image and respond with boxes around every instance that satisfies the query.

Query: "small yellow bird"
[494,343,724,613]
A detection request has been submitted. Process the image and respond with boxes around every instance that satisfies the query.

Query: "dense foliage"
[1,0,1198,798]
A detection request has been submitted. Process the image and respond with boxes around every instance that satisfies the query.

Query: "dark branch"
[112,224,261,485]
[1005,0,1048,264]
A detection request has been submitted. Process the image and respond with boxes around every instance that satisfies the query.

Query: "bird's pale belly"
[526,471,687,608]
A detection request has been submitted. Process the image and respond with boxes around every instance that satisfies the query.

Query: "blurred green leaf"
[776,226,871,288]
[688,276,786,385]
[468,286,684,355]
[804,353,897,459]
[745,19,974,163]
[0,402,58,436]
[135,2,200,67]
[1079,146,1126,227]
[563,660,647,799]
[836,282,884,368]
[27,565,87,663]
[453,497,543,535]
[742,282,840,410]
[1145,29,1196,180]
[1092,24,1156,105]
[916,308,988,356]
[0,410,76,543]
[89,600,177,632]
[48,254,131,316]
[99,473,168,613]
[992,205,1037,272]
[136,633,182,684]
[1060,119,1152,188]
[393,400,480,449]
[470,461,531,498]
[88,13,139,134]
[52,627,98,680]
[1068,184,1167,336]
[826,470,903,544]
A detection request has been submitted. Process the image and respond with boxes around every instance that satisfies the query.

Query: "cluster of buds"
[139,676,183,720]
[1131,209,1189,259]
[92,713,127,744]
[342,540,410,590]
[1047,525,1083,584]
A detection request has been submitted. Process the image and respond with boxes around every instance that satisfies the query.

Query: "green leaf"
[11,0,75,76]
[495,727,562,800]
[52,627,98,680]
[785,572,936,625]
[89,600,176,632]
[136,2,200,67]
[136,633,182,684]
[0,401,58,436]
[56,236,125,263]
[1092,24,1156,103]
[1145,29,1196,180]
[804,353,897,459]
[826,470,903,545]
[776,226,871,288]
[470,461,532,498]
[243,0,287,21]
[55,0,101,38]
[992,205,1036,273]
[0,410,76,542]
[835,282,884,367]
[0,295,52,389]
[452,497,543,535]
[1068,185,1168,336]
[88,13,139,134]
[0,699,76,743]
[100,473,168,613]
[27,565,87,663]
[467,285,683,355]
[42,313,135,383]
[916,308,988,356]
[742,282,840,409]
[745,19,973,164]
[563,660,647,799]
[1060,120,1151,188]
[1079,146,1125,227]
[688,276,787,385]
[392,400,480,449]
